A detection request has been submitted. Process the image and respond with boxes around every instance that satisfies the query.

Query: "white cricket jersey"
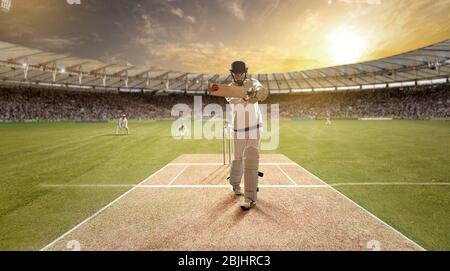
[118,118,128,128]
[226,78,266,132]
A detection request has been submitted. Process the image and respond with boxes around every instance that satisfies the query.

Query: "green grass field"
[0,120,449,250]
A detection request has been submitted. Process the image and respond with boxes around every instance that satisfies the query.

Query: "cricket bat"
[207,83,247,98]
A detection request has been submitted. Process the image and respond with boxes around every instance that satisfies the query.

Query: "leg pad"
[243,146,259,202]
[229,159,243,186]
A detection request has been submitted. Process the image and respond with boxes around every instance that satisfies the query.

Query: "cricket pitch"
[42,154,423,251]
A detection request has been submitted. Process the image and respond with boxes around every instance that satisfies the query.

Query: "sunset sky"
[1,0,450,74]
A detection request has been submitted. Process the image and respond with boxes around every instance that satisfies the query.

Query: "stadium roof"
[0,39,449,94]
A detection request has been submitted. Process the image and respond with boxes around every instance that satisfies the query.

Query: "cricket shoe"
[240,198,256,211]
[232,186,244,196]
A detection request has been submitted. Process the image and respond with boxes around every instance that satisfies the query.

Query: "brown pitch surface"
[44,154,422,251]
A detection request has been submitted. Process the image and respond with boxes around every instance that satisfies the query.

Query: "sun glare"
[329,28,366,65]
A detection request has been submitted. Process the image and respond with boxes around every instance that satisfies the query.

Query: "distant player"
[325,111,332,126]
[116,114,129,135]
[226,61,268,211]
[177,122,188,137]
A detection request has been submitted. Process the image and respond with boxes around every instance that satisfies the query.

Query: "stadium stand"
[1,39,449,122]
[1,83,449,121]
[268,84,450,119]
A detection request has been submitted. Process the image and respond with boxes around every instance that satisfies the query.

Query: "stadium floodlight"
[1,0,11,12]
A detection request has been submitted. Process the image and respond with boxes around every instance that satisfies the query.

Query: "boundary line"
[40,163,171,251]
[293,163,427,251]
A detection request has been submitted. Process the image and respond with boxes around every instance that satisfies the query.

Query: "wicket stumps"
[223,123,232,165]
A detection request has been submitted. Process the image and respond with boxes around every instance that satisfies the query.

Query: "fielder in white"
[178,122,188,137]
[226,61,268,210]
[116,114,129,135]
[326,111,332,126]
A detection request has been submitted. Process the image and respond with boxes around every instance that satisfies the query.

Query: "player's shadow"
[231,207,249,225]
[199,166,229,184]
[206,194,239,223]
[252,199,280,223]
[230,198,278,226]
[102,134,129,137]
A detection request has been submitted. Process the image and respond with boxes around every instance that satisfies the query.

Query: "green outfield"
[0,120,449,250]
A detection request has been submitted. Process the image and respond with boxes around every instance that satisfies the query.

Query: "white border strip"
[41,184,135,188]
[294,163,427,251]
[276,165,298,185]
[40,182,450,188]
[168,165,188,185]
[332,182,450,187]
[40,163,171,251]
[136,184,327,188]
[40,184,327,189]
[170,162,297,166]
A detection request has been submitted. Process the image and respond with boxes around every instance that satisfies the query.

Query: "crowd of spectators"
[0,84,227,121]
[268,84,450,119]
[0,83,449,121]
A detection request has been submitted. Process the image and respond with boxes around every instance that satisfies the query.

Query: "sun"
[328,28,366,65]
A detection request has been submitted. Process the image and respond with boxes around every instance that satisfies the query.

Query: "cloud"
[99,51,134,66]
[144,42,321,74]
[161,1,196,23]
[221,0,246,21]
[135,14,168,44]
[321,0,450,64]
[93,0,450,73]
[91,32,104,43]
[170,7,184,18]
[333,0,382,5]
[31,36,83,50]
[10,0,447,75]
[186,16,196,23]
[251,0,280,25]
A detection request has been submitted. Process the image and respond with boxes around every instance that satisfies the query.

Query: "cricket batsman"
[226,61,268,210]
[116,114,129,135]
